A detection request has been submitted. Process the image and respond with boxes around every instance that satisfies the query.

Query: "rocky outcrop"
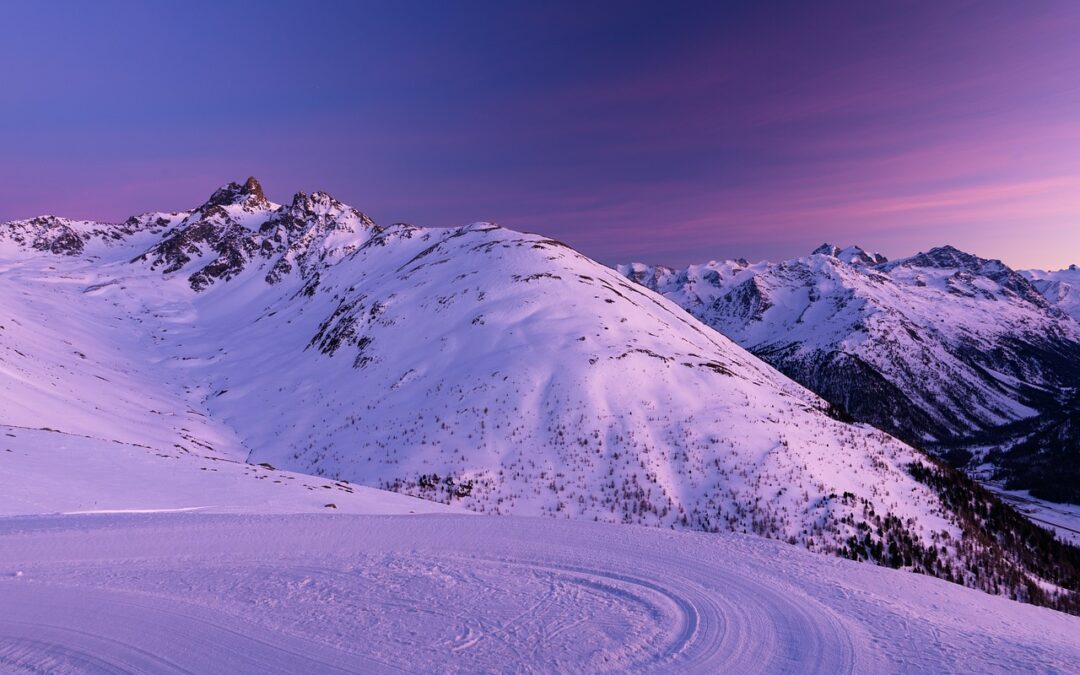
[133,178,381,290]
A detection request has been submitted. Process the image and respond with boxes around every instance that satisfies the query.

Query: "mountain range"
[621,244,1080,505]
[1024,264,1080,322]
[2,178,1077,613]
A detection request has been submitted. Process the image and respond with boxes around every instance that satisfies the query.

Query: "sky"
[2,0,1079,269]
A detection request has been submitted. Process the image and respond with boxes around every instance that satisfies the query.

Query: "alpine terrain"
[2,179,1078,617]
[1024,264,1080,322]
[620,245,1080,506]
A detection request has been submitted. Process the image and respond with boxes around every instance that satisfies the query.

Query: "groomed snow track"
[0,514,1076,673]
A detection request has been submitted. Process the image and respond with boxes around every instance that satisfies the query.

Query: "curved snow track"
[0,514,1075,673]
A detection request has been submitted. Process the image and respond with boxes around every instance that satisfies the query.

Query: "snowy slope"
[1,513,1077,673]
[0,426,458,517]
[2,179,1078,612]
[1024,264,1080,322]
[621,245,1080,503]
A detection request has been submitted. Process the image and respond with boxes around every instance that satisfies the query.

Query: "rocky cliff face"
[132,177,382,290]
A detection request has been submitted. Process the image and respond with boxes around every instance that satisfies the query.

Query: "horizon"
[9,174,1076,272]
[3,1,1079,269]
[3,2,1080,665]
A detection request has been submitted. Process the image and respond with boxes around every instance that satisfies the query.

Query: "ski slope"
[3,405,1074,672]
[0,512,1077,674]
[0,426,460,517]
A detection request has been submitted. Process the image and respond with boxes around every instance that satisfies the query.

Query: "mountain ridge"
[3,179,1078,612]
[621,243,1080,504]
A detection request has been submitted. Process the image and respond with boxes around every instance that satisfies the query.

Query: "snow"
[621,248,1078,440]
[988,485,1080,547]
[1023,264,1080,322]
[620,246,1080,506]
[0,205,966,559]
[0,512,1077,673]
[3,393,1072,671]
[2,182,1079,670]
[0,426,460,517]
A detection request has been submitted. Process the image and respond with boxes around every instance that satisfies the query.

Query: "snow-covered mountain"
[3,179,1078,613]
[620,245,1080,504]
[1023,264,1080,322]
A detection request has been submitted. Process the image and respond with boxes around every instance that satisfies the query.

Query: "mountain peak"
[928,244,964,257]
[812,243,840,257]
[887,245,1052,308]
[289,190,343,211]
[811,243,887,266]
[202,177,270,211]
[281,190,380,237]
[243,176,265,200]
[905,245,986,271]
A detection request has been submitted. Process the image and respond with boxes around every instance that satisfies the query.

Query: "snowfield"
[0,426,460,517]
[1,419,1075,672]
[989,485,1080,547]
[3,418,1075,672]
[0,512,1078,674]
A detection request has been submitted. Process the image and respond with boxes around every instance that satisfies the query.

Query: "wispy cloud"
[2,2,1079,270]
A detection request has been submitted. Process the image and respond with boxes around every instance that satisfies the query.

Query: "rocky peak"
[811,243,887,266]
[277,190,379,235]
[812,243,841,257]
[287,190,344,215]
[895,246,1049,308]
[2,215,86,256]
[905,245,981,271]
[201,176,270,212]
[244,176,265,199]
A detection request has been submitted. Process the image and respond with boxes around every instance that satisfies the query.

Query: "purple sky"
[2,1,1079,269]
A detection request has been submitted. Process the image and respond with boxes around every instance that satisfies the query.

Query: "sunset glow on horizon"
[2,1,1079,269]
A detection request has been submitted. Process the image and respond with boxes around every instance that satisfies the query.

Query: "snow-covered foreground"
[2,407,1076,672]
[0,426,459,517]
[0,513,1077,674]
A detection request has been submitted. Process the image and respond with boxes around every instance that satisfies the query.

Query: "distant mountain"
[620,245,1080,504]
[1023,264,1080,322]
[2,180,1077,612]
